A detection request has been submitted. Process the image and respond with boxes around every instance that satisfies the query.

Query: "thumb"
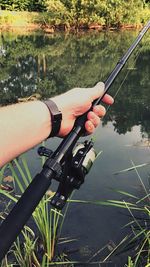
[89,82,105,100]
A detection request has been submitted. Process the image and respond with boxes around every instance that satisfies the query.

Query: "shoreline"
[0,11,145,34]
[0,23,143,34]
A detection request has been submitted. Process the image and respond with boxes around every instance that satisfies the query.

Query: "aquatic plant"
[71,159,150,266]
[0,155,67,266]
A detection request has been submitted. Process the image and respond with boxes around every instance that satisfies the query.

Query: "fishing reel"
[38,140,97,210]
[51,140,97,209]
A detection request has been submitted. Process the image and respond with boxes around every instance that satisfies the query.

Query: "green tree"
[0,0,149,26]
[28,0,47,12]
[0,0,47,11]
[0,0,30,10]
[45,0,69,26]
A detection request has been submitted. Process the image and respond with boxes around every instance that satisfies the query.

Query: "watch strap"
[43,100,62,137]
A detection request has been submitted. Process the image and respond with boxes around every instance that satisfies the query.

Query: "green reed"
[0,155,66,266]
[0,153,150,266]
[69,159,150,266]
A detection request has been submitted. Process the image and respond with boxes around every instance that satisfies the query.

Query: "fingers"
[102,94,114,105]
[83,81,114,135]
[93,105,106,117]
[87,111,101,127]
[85,104,107,134]
[85,109,103,134]
[85,120,95,134]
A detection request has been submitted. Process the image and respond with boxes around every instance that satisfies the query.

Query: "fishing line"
[110,24,150,105]
[104,48,142,117]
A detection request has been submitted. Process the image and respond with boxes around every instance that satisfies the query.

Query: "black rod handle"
[0,169,53,261]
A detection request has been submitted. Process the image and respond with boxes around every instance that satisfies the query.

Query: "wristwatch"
[42,100,62,137]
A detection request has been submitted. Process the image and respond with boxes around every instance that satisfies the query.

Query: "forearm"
[0,101,51,167]
[0,83,113,168]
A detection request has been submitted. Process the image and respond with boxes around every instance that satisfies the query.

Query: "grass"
[0,10,41,29]
[0,152,150,266]
[68,159,150,266]
[0,155,68,266]
[0,154,107,266]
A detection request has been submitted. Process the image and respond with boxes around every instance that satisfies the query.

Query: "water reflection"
[0,30,150,265]
[0,31,149,138]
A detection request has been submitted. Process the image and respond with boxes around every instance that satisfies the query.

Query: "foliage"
[0,0,150,27]
[116,161,150,267]
[45,0,70,27]
[0,155,111,266]
[1,156,150,265]
[44,0,150,28]
[0,155,67,266]
[0,0,47,11]
[0,0,30,11]
[71,160,150,266]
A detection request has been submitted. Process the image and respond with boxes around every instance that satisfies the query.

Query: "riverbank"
[0,10,149,33]
[0,11,41,31]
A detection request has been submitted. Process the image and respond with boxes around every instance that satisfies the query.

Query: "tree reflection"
[0,31,149,136]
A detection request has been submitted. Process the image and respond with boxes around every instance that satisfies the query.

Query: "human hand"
[51,82,114,137]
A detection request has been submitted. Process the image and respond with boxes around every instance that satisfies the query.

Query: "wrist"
[42,99,62,137]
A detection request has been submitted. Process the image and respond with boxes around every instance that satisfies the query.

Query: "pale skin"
[0,82,113,167]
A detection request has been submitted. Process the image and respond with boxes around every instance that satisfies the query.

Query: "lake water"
[0,30,150,266]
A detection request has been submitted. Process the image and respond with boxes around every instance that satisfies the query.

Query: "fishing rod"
[0,20,149,261]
